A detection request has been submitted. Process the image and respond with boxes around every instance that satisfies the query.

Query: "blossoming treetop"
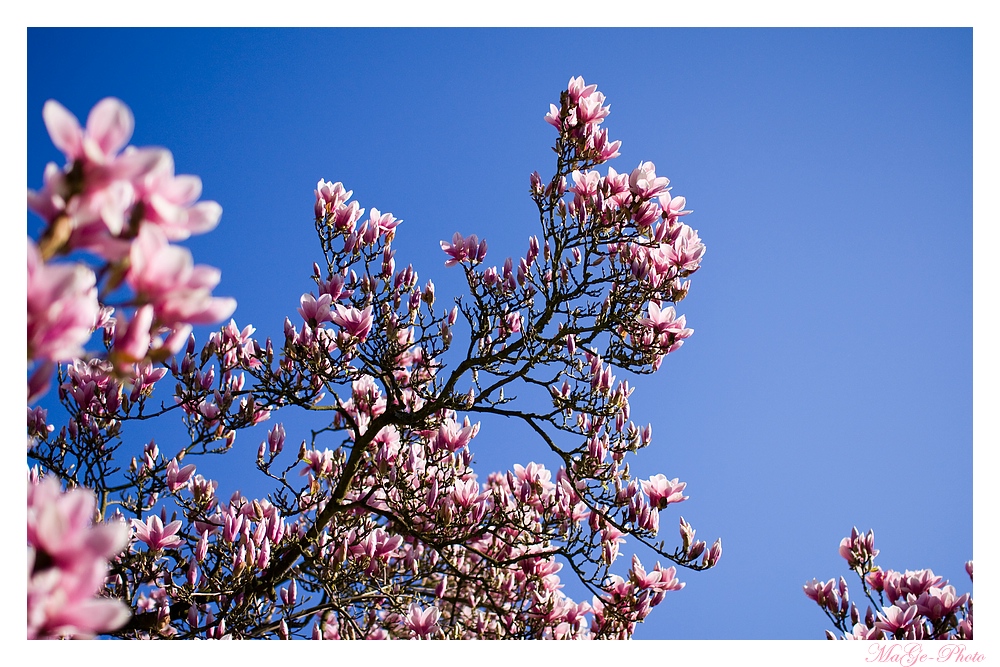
[27,77,718,639]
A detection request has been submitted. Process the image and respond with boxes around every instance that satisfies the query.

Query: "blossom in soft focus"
[42,97,134,172]
[132,152,223,240]
[126,224,237,327]
[27,476,130,639]
[109,304,155,372]
[27,238,100,364]
[33,98,167,236]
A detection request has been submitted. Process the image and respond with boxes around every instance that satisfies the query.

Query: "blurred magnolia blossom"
[27,475,131,639]
[27,96,235,392]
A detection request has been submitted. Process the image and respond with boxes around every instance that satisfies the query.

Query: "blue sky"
[25,28,975,641]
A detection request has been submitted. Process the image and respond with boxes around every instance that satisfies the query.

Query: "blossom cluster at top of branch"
[804,527,972,640]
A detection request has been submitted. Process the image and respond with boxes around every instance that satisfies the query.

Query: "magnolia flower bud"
[422,280,435,306]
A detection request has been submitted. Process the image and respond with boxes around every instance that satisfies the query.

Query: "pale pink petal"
[42,100,83,160]
[184,201,222,234]
[164,175,203,205]
[85,97,134,158]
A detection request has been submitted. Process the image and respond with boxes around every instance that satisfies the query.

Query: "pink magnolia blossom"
[331,304,374,341]
[883,568,944,602]
[405,603,441,638]
[27,476,130,639]
[628,162,670,199]
[640,474,688,510]
[132,515,184,551]
[838,526,879,569]
[703,538,723,568]
[298,293,334,326]
[874,605,919,636]
[109,304,155,372]
[915,586,969,621]
[544,103,565,130]
[28,477,129,571]
[27,239,100,364]
[126,224,237,327]
[667,224,706,275]
[28,555,131,640]
[166,459,197,492]
[844,623,883,640]
[588,127,621,162]
[630,555,685,593]
[368,208,402,239]
[571,169,601,198]
[315,179,352,217]
[599,526,626,565]
[576,89,610,125]
[803,578,838,609]
[355,528,403,563]
[440,232,488,267]
[132,152,222,240]
[639,302,687,337]
[43,97,133,167]
[33,99,168,239]
[659,193,692,221]
[333,200,364,233]
[567,76,598,104]
[300,449,335,478]
[433,417,480,452]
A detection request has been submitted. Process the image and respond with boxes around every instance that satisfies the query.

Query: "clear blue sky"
[26,28,973,640]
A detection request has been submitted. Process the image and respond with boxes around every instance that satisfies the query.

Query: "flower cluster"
[27,98,235,394]
[545,76,621,163]
[27,474,131,639]
[805,528,972,640]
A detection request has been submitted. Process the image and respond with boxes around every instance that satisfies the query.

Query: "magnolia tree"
[27,77,720,640]
[805,528,973,640]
